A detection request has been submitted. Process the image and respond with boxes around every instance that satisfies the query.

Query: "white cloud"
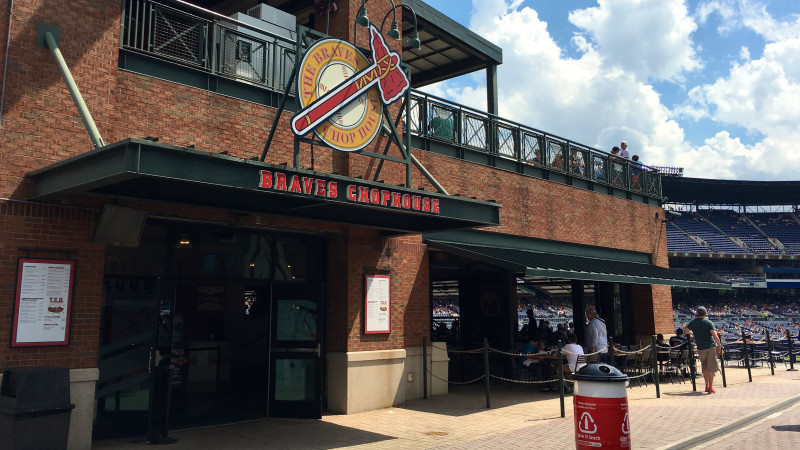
[569,0,702,82]
[422,1,696,166]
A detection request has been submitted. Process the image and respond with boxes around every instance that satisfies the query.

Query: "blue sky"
[420,0,800,180]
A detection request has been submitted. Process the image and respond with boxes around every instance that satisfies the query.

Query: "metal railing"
[408,91,663,198]
[121,0,297,92]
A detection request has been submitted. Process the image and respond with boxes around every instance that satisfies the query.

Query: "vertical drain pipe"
[36,24,105,149]
[0,0,14,130]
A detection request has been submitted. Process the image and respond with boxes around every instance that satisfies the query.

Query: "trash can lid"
[572,363,628,382]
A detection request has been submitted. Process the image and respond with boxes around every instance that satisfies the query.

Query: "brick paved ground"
[94,365,800,449]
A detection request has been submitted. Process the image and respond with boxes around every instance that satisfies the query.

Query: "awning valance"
[426,238,728,289]
[26,139,501,234]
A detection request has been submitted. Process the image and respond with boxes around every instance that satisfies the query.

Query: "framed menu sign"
[364,274,391,334]
[11,258,75,347]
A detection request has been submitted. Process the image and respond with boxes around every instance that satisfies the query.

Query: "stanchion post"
[609,337,615,367]
[483,338,491,409]
[788,330,798,372]
[557,340,565,418]
[652,335,660,399]
[687,335,697,392]
[767,331,775,376]
[718,338,726,388]
[742,328,752,382]
[423,336,428,399]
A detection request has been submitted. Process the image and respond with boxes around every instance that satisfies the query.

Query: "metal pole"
[688,336,697,392]
[41,29,105,149]
[767,330,775,376]
[557,340,565,418]
[423,336,428,399]
[483,338,491,409]
[609,337,615,368]
[652,335,660,399]
[742,328,752,382]
[718,338,727,388]
[789,330,797,371]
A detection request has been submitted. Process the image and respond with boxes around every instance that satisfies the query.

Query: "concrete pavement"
[93,364,800,449]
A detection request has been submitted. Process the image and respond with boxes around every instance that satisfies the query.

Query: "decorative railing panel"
[122,0,297,92]
[408,91,663,199]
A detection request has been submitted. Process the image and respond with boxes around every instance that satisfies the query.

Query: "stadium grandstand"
[662,175,800,340]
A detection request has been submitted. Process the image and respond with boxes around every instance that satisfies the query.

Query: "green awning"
[26,138,501,234]
[426,239,729,289]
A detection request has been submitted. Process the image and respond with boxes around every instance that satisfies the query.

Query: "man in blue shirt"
[687,306,722,394]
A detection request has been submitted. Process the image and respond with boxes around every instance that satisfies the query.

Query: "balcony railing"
[121,0,297,92]
[119,0,662,200]
[407,91,662,198]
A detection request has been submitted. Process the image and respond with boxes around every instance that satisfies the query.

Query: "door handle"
[148,348,165,373]
[316,343,321,357]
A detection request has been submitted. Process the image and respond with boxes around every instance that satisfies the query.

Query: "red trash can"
[572,363,630,449]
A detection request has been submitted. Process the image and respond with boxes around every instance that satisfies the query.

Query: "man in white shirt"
[619,141,630,159]
[586,306,608,363]
[563,333,586,373]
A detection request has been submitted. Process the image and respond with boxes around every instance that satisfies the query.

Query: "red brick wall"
[0,200,104,369]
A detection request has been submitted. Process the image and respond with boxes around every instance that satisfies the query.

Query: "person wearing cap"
[619,141,630,159]
[585,306,608,363]
[687,306,722,393]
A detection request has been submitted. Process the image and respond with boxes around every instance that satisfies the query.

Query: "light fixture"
[380,2,421,48]
[386,19,400,40]
[355,1,370,28]
[176,234,192,248]
[408,29,421,50]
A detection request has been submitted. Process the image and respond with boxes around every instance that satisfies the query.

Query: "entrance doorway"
[94,223,325,438]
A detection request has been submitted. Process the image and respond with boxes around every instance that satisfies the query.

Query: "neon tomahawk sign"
[291,24,410,152]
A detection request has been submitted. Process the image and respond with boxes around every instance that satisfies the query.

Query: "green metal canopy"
[425,231,729,289]
[26,139,501,234]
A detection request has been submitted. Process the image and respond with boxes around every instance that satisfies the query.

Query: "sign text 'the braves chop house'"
[258,170,440,214]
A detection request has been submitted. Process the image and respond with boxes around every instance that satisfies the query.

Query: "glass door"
[94,276,173,440]
[269,283,324,418]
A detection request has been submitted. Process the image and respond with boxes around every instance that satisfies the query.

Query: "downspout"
[36,24,105,148]
[0,0,13,130]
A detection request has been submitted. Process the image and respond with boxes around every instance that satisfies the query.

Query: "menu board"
[12,259,75,347]
[364,274,391,334]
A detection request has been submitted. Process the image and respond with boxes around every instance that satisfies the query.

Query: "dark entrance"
[94,222,325,439]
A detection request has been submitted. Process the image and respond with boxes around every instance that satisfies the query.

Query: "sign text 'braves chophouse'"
[258,170,440,214]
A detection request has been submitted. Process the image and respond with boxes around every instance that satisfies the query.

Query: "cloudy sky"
[420,0,800,181]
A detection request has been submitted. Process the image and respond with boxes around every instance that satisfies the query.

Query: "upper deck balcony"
[117,0,663,204]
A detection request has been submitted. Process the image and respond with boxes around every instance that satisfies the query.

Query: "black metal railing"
[120,0,663,200]
[408,91,663,198]
[121,0,297,93]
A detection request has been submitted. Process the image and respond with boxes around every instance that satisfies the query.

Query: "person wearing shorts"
[687,306,722,393]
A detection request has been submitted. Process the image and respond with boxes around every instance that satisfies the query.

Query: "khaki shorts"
[697,347,719,373]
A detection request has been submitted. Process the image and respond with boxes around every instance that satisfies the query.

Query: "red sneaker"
[708,387,716,394]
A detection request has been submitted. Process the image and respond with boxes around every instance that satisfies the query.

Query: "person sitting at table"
[669,328,688,350]
[563,333,586,374]
[520,338,555,390]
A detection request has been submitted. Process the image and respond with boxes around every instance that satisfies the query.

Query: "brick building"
[0,0,722,447]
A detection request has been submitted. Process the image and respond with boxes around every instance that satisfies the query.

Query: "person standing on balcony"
[687,306,723,394]
[619,141,630,159]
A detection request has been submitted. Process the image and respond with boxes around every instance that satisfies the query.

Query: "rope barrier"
[426,368,485,385]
